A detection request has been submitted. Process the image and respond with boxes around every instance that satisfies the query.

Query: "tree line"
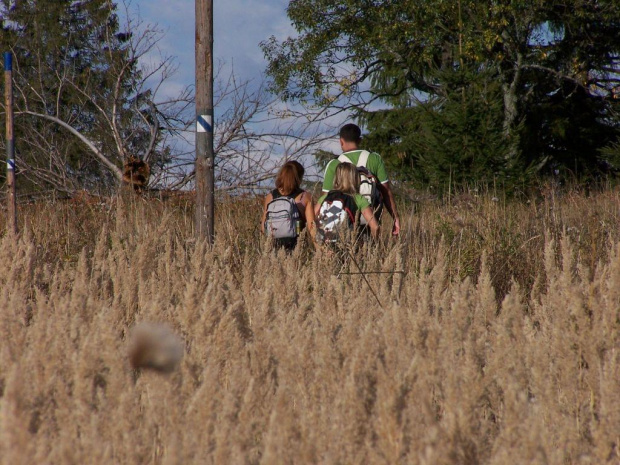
[262,0,620,193]
[3,1,619,197]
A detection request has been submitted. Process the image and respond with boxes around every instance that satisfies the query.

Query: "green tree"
[263,0,620,191]
[361,69,521,189]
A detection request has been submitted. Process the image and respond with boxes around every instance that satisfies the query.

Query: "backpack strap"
[357,150,370,168]
[338,150,371,168]
[338,153,351,164]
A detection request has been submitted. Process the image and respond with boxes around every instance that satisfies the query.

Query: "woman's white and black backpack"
[264,189,302,240]
[316,191,358,243]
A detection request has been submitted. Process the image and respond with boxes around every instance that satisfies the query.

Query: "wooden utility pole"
[195,0,214,243]
[4,52,17,235]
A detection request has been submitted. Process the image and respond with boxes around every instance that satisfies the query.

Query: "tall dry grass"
[0,186,619,464]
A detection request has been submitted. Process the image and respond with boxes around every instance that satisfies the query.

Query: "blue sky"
[131,0,294,100]
[124,0,343,183]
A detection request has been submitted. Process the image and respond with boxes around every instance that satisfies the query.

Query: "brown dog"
[122,157,151,191]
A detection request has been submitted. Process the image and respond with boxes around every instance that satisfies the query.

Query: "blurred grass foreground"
[0,186,619,464]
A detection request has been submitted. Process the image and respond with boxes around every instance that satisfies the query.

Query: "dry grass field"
[0,186,619,464]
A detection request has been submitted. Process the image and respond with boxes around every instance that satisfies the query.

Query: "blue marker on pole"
[197,114,213,133]
[4,52,12,71]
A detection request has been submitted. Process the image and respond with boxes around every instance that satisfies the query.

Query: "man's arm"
[378,181,400,236]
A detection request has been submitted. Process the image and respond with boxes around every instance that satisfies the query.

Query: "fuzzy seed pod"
[128,322,184,373]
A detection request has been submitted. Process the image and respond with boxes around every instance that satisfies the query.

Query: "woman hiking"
[315,162,379,243]
[262,161,315,251]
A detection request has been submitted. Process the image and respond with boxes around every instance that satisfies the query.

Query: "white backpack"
[338,151,383,224]
[316,191,356,243]
[265,195,301,239]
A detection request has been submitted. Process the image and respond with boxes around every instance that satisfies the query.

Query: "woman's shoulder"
[296,189,314,202]
[353,193,371,210]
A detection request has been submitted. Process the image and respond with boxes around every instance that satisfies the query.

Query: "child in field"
[262,161,315,251]
[315,162,379,243]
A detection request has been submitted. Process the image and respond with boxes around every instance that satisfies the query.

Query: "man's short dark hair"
[339,123,361,143]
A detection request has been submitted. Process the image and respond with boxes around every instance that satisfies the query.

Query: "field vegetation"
[0,185,619,464]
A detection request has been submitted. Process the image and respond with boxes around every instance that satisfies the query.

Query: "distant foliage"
[361,69,529,191]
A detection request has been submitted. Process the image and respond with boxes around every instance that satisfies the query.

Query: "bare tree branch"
[15,110,123,179]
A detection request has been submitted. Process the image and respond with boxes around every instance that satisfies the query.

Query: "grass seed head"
[128,322,184,373]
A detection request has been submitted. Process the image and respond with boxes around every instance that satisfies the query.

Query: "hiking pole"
[345,248,384,310]
[336,269,406,305]
[337,271,405,276]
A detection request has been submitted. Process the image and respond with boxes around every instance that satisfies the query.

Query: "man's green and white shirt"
[321,150,388,192]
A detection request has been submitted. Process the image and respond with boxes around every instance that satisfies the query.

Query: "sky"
[130,0,294,105]
[123,0,343,183]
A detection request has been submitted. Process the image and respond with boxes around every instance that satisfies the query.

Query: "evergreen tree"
[362,69,529,191]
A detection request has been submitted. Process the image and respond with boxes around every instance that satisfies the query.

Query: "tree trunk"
[501,52,523,165]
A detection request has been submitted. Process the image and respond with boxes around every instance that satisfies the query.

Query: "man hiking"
[322,123,400,237]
